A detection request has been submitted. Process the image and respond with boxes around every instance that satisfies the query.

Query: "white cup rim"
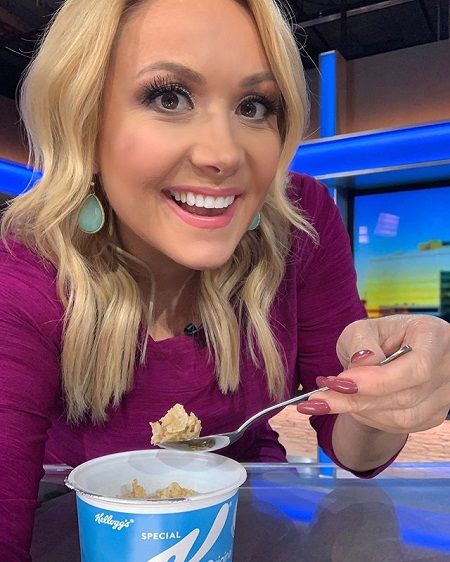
[65,449,247,507]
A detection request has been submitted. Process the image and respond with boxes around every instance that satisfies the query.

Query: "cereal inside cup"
[122,478,198,499]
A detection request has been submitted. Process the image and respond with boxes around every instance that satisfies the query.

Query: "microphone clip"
[183,323,206,348]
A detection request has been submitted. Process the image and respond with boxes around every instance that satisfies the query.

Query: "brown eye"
[141,81,194,112]
[240,101,257,118]
[237,95,278,121]
[160,92,180,110]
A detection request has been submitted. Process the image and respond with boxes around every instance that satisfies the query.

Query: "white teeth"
[204,196,215,208]
[169,190,235,209]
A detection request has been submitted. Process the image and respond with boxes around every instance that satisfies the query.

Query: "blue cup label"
[77,494,238,561]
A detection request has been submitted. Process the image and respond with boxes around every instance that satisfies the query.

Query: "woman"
[1,0,449,559]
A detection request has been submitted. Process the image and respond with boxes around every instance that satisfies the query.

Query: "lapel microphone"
[183,322,202,335]
[183,323,206,348]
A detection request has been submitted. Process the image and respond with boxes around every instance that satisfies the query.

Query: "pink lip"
[163,191,239,230]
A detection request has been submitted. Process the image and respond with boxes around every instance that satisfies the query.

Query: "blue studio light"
[291,120,450,187]
[0,159,41,196]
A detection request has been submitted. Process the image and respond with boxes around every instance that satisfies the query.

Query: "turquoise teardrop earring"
[247,213,261,231]
[77,181,105,234]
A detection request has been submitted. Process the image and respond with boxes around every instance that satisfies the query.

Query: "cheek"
[98,124,182,227]
[100,123,173,181]
[99,113,180,165]
[98,133,155,216]
[253,135,282,187]
[100,129,181,206]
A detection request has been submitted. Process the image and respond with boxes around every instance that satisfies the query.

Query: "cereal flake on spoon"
[149,403,201,445]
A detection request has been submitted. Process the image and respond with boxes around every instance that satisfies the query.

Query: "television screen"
[353,186,450,321]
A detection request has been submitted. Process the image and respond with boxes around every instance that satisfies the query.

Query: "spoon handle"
[236,388,329,432]
[379,344,412,365]
[237,344,412,433]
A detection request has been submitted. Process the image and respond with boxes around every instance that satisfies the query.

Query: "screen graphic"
[353,187,450,321]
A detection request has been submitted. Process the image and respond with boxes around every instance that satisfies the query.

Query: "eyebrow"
[239,72,276,87]
[136,62,276,88]
[136,61,206,84]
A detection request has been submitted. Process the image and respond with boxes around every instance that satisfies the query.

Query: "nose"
[189,115,243,178]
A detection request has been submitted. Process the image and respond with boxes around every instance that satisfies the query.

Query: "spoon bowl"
[157,345,412,453]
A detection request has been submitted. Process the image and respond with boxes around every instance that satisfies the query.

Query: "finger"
[326,352,424,398]
[308,380,423,413]
[350,404,448,434]
[300,376,449,422]
[336,317,409,368]
[296,390,434,432]
[338,315,448,372]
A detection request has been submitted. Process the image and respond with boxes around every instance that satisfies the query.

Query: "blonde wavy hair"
[1,0,315,422]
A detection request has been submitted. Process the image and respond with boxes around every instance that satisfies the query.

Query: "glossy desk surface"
[32,462,450,561]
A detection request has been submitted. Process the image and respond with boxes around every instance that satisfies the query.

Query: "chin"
[176,251,235,272]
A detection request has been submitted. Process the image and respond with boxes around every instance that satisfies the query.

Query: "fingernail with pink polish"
[316,376,358,394]
[328,377,358,394]
[297,400,331,415]
[350,349,375,364]
[316,376,329,388]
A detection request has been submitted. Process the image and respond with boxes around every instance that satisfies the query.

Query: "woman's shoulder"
[287,172,334,217]
[287,172,343,240]
[0,236,57,277]
[0,237,63,323]
[285,172,351,271]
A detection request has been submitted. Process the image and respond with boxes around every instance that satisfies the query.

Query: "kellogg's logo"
[94,512,134,531]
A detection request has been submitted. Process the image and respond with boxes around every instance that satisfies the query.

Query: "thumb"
[336,319,386,370]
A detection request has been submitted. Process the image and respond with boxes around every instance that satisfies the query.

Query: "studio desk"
[32,462,450,561]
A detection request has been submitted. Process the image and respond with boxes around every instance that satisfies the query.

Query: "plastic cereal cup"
[65,449,247,561]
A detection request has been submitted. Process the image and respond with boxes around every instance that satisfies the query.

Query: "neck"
[147,270,200,341]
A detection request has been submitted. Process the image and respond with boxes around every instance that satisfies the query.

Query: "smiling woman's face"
[97,0,282,272]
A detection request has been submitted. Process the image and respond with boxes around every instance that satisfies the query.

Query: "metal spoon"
[157,344,412,453]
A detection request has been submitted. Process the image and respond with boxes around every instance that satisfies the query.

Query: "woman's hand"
[303,314,450,434]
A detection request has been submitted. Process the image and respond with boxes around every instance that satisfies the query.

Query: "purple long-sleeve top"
[0,173,376,559]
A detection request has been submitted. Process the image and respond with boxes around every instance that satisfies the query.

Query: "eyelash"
[139,75,280,119]
[140,75,194,108]
[240,94,280,118]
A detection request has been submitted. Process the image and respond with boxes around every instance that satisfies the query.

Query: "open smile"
[163,189,240,229]
[168,190,236,217]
